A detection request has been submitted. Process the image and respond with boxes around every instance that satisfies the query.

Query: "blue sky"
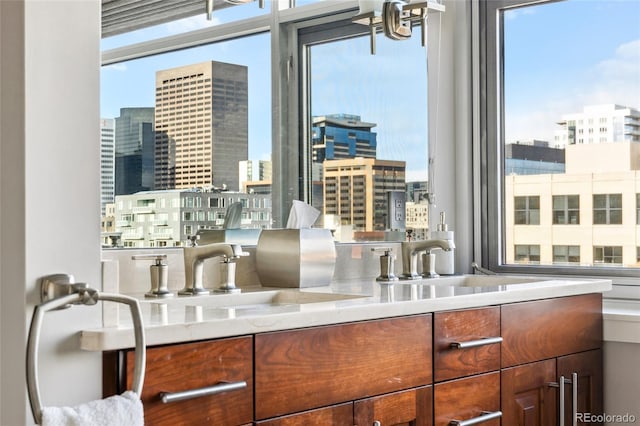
[504,0,640,144]
[101,0,640,176]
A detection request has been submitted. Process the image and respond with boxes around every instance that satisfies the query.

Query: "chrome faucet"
[400,239,455,279]
[180,243,247,295]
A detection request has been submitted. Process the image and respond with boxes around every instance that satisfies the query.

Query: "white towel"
[41,391,144,426]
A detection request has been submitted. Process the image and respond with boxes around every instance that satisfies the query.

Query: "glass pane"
[552,195,564,210]
[609,194,622,209]
[502,0,640,268]
[308,32,427,241]
[593,194,606,209]
[567,195,579,210]
[101,33,272,248]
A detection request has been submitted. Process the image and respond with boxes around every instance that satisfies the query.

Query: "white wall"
[1,1,102,424]
[604,342,640,424]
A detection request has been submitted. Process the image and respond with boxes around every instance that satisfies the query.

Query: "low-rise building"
[114,189,271,248]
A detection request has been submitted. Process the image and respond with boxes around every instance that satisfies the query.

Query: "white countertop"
[80,274,611,351]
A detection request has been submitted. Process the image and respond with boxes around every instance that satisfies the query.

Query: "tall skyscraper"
[154,61,248,191]
[100,118,115,215]
[115,107,155,195]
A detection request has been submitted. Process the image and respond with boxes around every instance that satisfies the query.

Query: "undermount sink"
[401,274,546,287]
[143,289,366,310]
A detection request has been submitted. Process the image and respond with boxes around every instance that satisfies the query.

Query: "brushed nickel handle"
[450,336,503,349]
[571,372,578,426]
[548,376,567,426]
[160,381,247,404]
[450,410,502,426]
[373,421,381,426]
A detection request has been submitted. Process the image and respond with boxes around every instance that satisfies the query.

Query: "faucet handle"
[371,247,399,282]
[371,247,394,256]
[227,243,250,260]
[132,254,167,265]
[132,254,173,298]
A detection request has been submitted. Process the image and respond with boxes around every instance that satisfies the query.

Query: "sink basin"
[144,289,366,309]
[400,274,546,287]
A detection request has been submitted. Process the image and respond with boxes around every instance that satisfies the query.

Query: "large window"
[101,2,432,248]
[483,0,640,274]
[302,23,428,239]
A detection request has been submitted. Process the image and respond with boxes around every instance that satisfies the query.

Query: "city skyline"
[102,0,640,182]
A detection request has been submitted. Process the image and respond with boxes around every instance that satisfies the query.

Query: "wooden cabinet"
[502,359,558,425]
[501,294,603,426]
[501,293,602,368]
[254,314,432,420]
[104,336,253,426]
[434,372,501,426]
[433,307,501,382]
[558,349,603,426]
[354,386,433,426]
[102,292,603,426]
[255,403,353,426]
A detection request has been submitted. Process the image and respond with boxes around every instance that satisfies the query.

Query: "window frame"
[479,0,639,280]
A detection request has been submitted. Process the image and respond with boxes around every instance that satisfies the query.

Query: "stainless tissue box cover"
[255,229,336,288]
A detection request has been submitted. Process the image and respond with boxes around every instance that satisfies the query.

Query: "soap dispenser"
[371,247,399,281]
[431,212,455,275]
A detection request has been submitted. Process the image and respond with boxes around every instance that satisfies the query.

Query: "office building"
[323,158,406,232]
[154,61,248,191]
[115,107,155,195]
[555,104,640,147]
[505,140,565,175]
[506,141,640,266]
[100,118,115,215]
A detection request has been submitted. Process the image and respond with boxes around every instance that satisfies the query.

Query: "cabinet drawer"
[255,315,432,420]
[125,337,253,426]
[434,372,501,426]
[354,386,433,426]
[501,293,602,367]
[255,402,353,426]
[434,306,501,382]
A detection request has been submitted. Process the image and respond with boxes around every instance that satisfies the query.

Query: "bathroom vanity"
[89,276,609,425]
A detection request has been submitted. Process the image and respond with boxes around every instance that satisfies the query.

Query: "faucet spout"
[400,239,455,279]
[180,243,246,295]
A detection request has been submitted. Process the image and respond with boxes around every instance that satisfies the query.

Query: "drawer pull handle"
[450,336,503,349]
[548,376,568,426]
[450,410,502,426]
[160,381,247,404]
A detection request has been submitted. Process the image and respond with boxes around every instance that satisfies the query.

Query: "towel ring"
[26,279,146,425]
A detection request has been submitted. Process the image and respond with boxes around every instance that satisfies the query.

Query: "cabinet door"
[256,403,353,426]
[502,294,602,367]
[255,315,432,420]
[354,386,433,426]
[434,371,501,426]
[124,337,253,426]
[558,349,603,426]
[502,359,557,426]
